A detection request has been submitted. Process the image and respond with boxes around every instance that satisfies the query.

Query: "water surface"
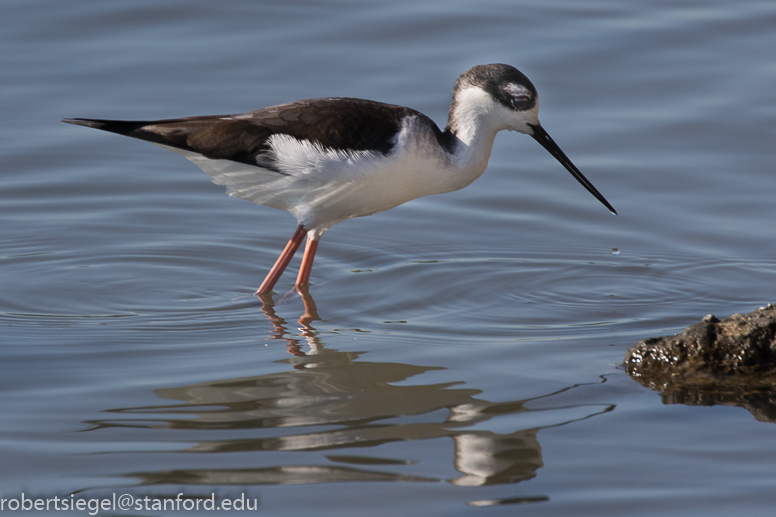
[2,0,776,515]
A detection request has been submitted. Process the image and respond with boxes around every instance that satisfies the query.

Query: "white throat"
[443,87,508,183]
[445,85,540,173]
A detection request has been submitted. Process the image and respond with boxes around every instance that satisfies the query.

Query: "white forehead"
[453,85,540,134]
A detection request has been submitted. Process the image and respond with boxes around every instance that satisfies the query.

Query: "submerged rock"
[626,304,776,422]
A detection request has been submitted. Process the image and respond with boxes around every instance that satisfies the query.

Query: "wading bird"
[64,64,615,295]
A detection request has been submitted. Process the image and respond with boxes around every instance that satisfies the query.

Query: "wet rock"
[627,304,776,379]
[625,304,776,422]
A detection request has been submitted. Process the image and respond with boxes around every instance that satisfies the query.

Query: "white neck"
[444,87,511,182]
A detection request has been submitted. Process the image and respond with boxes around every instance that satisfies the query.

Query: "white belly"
[158,117,494,238]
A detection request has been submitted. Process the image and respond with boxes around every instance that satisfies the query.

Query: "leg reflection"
[258,287,322,358]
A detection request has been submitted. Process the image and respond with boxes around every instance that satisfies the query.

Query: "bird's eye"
[511,95,531,109]
[503,83,533,110]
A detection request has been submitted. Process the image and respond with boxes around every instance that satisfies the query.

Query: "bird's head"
[450,64,616,215]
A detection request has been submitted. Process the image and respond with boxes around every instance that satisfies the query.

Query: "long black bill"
[529,123,616,215]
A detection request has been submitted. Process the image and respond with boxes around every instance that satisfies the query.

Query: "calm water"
[3,0,776,515]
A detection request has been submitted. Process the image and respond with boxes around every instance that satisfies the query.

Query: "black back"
[64,97,453,169]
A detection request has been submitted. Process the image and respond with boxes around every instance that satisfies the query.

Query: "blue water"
[3,0,776,515]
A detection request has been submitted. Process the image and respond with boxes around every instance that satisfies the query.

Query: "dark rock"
[625,304,776,422]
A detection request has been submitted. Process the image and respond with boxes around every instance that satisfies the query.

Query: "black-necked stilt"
[64,64,615,295]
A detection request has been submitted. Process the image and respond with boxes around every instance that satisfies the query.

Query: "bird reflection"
[85,290,613,491]
[257,286,321,358]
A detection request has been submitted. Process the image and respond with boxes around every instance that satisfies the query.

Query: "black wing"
[63,98,444,169]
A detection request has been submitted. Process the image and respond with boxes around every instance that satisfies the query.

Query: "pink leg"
[256,225,307,295]
[295,236,319,289]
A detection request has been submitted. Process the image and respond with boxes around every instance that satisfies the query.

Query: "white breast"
[158,114,496,239]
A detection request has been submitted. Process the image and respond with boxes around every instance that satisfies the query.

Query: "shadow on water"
[638,384,776,424]
[83,289,613,503]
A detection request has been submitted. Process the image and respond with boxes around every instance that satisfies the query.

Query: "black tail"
[62,115,274,166]
[62,118,155,137]
[61,117,193,150]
